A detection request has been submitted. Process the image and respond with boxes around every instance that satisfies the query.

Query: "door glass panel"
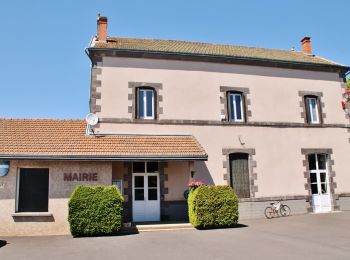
[148,176,157,188]
[134,189,144,200]
[308,154,316,170]
[134,176,144,188]
[147,162,159,173]
[317,154,327,170]
[148,189,157,200]
[133,162,145,173]
[320,172,327,183]
[321,183,328,194]
[310,172,317,183]
[311,184,318,194]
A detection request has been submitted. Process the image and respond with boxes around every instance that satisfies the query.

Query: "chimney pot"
[97,15,108,42]
[300,36,312,55]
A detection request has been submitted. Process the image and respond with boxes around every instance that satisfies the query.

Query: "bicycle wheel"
[280,205,291,217]
[264,207,274,219]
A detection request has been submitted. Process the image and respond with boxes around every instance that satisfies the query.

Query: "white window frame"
[228,92,244,122]
[138,88,155,120]
[306,97,319,124]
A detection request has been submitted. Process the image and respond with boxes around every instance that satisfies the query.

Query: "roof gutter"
[0,154,208,161]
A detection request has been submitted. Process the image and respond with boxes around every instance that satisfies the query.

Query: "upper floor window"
[305,96,319,124]
[228,92,245,122]
[137,88,155,119]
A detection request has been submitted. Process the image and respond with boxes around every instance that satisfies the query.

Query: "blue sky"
[1,0,349,119]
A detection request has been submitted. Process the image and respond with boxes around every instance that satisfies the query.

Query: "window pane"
[18,168,49,212]
[311,184,318,194]
[320,172,327,183]
[308,154,316,170]
[138,90,145,118]
[310,172,317,183]
[229,94,235,120]
[148,189,157,200]
[135,189,144,200]
[148,176,157,188]
[317,154,327,170]
[133,162,145,173]
[306,97,318,123]
[306,99,313,123]
[235,95,242,120]
[311,98,318,122]
[147,162,159,173]
[134,176,144,188]
[146,90,154,117]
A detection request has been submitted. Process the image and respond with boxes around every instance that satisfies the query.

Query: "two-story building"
[0,16,349,236]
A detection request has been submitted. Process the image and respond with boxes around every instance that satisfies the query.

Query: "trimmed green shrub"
[188,185,239,228]
[68,185,124,237]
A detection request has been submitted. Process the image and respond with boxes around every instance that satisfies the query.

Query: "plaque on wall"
[112,179,123,194]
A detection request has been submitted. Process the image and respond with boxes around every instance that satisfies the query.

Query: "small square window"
[305,96,319,124]
[228,92,245,122]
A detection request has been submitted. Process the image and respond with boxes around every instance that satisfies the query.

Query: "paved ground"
[1,212,350,260]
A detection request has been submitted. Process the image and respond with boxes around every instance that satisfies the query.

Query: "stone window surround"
[128,82,163,121]
[301,148,339,212]
[122,161,168,222]
[222,148,258,198]
[220,86,252,123]
[90,57,103,115]
[298,91,326,125]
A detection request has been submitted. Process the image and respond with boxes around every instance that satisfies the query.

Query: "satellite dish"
[85,113,99,126]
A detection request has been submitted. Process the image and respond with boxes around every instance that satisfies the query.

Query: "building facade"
[0,16,349,236]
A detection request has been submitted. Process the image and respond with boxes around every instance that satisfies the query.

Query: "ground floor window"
[229,153,250,198]
[17,168,49,212]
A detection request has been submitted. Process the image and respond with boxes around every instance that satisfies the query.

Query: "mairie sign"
[64,172,98,182]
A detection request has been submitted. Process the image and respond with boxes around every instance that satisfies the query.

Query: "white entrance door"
[308,154,332,213]
[132,162,160,222]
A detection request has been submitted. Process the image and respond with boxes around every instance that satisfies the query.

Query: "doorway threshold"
[134,222,194,232]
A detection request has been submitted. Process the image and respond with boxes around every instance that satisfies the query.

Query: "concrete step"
[135,222,194,232]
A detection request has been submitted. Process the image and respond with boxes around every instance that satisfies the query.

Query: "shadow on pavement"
[0,240,7,248]
[72,229,139,238]
[196,223,248,230]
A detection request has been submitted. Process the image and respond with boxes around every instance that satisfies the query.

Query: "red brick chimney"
[300,36,312,55]
[97,15,108,42]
